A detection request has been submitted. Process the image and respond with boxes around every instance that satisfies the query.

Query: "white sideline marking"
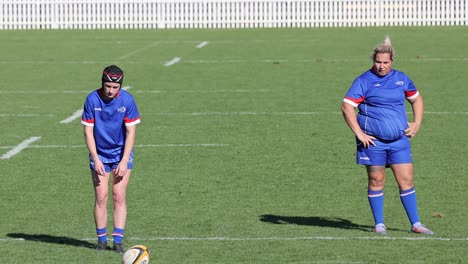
[0,137,41,160]
[196,41,209,48]
[59,109,83,124]
[0,144,228,149]
[127,111,468,116]
[119,41,160,60]
[1,236,467,242]
[0,91,88,94]
[134,89,270,93]
[0,57,466,66]
[129,236,468,242]
[0,89,270,94]
[425,111,468,115]
[2,111,467,121]
[164,57,181,67]
[0,114,54,117]
[59,86,131,124]
[144,112,342,116]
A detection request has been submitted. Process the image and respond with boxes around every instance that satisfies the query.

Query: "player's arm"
[114,124,136,177]
[405,94,424,138]
[83,125,106,175]
[341,101,376,148]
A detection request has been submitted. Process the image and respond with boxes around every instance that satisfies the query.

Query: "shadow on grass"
[6,233,95,249]
[259,214,373,232]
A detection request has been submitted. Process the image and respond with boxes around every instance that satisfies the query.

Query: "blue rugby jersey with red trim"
[81,88,140,162]
[343,69,419,141]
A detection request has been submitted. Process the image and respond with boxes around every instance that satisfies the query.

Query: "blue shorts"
[356,136,412,166]
[89,155,134,173]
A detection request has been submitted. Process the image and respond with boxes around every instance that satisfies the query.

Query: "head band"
[102,71,124,84]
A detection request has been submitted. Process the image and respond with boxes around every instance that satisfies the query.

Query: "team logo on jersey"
[94,107,102,111]
[118,107,126,113]
[396,81,404,85]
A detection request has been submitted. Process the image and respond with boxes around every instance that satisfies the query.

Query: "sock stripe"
[400,187,416,197]
[368,190,384,198]
[96,227,107,242]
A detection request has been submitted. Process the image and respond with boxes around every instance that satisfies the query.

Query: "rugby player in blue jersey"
[341,36,433,235]
[82,65,141,251]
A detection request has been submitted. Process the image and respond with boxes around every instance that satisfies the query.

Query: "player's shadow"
[259,214,373,232]
[6,233,95,249]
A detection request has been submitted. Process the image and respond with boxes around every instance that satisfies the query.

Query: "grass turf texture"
[0,27,467,263]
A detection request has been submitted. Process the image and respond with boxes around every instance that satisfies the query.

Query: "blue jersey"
[81,88,141,163]
[343,69,419,141]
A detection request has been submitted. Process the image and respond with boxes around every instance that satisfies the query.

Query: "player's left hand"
[113,162,128,177]
[405,122,421,138]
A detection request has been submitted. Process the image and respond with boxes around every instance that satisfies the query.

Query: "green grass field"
[0,26,467,263]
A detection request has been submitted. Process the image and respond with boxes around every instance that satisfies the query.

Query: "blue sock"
[400,187,420,225]
[112,227,125,244]
[96,227,107,242]
[368,189,384,225]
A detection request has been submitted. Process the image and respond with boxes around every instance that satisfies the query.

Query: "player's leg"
[388,137,433,234]
[357,137,388,234]
[391,163,433,234]
[112,169,131,252]
[91,170,111,249]
[366,165,387,234]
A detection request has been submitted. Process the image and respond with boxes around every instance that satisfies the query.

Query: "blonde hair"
[371,35,395,61]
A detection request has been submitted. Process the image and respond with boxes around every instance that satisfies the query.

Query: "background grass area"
[0,27,467,263]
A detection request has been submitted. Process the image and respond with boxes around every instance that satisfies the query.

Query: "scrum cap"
[102,65,124,85]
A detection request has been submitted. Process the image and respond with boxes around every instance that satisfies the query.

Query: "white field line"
[0,137,41,160]
[3,111,468,119]
[0,89,271,94]
[196,41,209,48]
[164,57,181,67]
[145,112,342,116]
[59,109,83,124]
[1,235,467,242]
[135,89,271,93]
[0,114,54,117]
[140,111,468,116]
[119,41,160,60]
[59,86,131,124]
[0,57,467,65]
[0,144,228,149]
[0,91,90,94]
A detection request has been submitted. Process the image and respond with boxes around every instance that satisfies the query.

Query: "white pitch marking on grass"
[0,238,25,241]
[1,57,467,66]
[143,112,342,116]
[59,86,131,124]
[425,111,468,115]
[128,236,468,242]
[0,144,228,149]
[0,137,41,160]
[0,89,271,94]
[59,109,84,124]
[134,89,270,94]
[3,235,467,243]
[164,57,181,67]
[119,41,160,60]
[0,90,89,94]
[0,114,54,117]
[140,111,468,116]
[196,41,209,48]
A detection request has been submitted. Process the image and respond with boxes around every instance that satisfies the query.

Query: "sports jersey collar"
[370,68,395,79]
[98,88,121,100]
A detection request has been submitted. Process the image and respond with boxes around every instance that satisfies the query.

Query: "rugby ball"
[122,245,150,264]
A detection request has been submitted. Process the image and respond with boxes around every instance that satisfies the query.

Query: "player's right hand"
[357,132,377,148]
